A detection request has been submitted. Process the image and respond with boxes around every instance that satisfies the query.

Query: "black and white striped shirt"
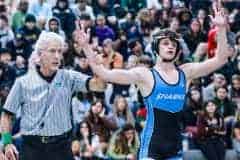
[3,68,90,136]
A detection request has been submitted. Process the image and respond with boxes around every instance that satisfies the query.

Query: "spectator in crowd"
[74,54,92,75]
[203,73,227,101]
[11,0,29,32]
[183,18,207,54]
[71,140,81,160]
[72,92,92,130]
[28,0,52,22]
[213,86,237,148]
[93,0,114,17]
[6,32,33,60]
[196,100,226,160]
[182,87,203,148]
[229,74,240,106]
[232,120,240,159]
[94,14,115,46]
[12,55,27,78]
[45,17,66,39]
[75,120,104,159]
[0,14,14,49]
[84,99,117,156]
[17,14,41,48]
[0,48,16,88]
[196,9,211,34]
[110,95,135,128]
[107,123,139,160]
[52,0,76,38]
[72,0,95,20]
[213,86,237,121]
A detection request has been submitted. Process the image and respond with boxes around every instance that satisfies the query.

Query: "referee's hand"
[5,144,18,160]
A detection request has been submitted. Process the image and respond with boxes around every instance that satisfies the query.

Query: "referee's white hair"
[28,31,65,68]
[35,31,65,55]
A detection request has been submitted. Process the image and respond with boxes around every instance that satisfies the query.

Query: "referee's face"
[40,41,63,73]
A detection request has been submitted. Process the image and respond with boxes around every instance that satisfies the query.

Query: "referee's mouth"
[52,62,60,68]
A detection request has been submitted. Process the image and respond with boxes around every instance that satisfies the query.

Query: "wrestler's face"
[39,41,63,73]
[158,38,177,62]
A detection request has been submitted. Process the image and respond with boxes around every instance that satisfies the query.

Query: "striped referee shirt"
[3,67,90,136]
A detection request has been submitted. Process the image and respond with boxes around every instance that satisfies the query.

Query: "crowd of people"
[0,0,240,159]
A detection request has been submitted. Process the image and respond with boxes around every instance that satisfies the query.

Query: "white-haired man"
[1,31,104,160]
[76,1,233,159]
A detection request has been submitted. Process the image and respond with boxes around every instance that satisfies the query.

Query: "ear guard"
[152,29,181,56]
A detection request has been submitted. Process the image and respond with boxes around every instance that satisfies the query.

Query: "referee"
[1,32,104,160]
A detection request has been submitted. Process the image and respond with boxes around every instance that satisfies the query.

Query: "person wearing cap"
[77,1,233,159]
[17,14,41,48]
[6,32,33,60]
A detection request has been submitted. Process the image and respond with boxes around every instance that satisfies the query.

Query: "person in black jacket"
[52,0,76,38]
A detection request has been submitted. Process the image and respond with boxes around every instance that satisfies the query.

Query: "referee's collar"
[35,65,57,83]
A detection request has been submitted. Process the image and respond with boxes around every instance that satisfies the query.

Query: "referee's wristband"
[1,132,12,146]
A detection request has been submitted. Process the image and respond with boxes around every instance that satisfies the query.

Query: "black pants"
[197,138,225,160]
[20,134,74,160]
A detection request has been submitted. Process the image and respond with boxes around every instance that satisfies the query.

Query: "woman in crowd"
[107,123,139,160]
[196,100,226,160]
[111,95,135,128]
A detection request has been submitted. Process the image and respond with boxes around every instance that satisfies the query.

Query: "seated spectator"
[72,92,92,132]
[183,18,207,54]
[28,0,52,22]
[110,95,135,128]
[196,100,226,160]
[107,123,139,160]
[11,0,29,32]
[0,14,14,48]
[17,14,41,48]
[71,0,95,20]
[52,0,76,38]
[84,99,117,155]
[213,86,237,148]
[45,17,66,39]
[12,55,27,77]
[94,15,115,46]
[6,32,32,60]
[182,87,203,149]
[232,121,240,159]
[76,121,106,159]
[229,74,240,106]
[0,49,16,87]
[93,0,114,17]
[71,140,81,160]
[202,73,226,101]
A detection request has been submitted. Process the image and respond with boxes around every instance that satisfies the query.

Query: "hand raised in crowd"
[5,144,18,160]
[74,23,91,49]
